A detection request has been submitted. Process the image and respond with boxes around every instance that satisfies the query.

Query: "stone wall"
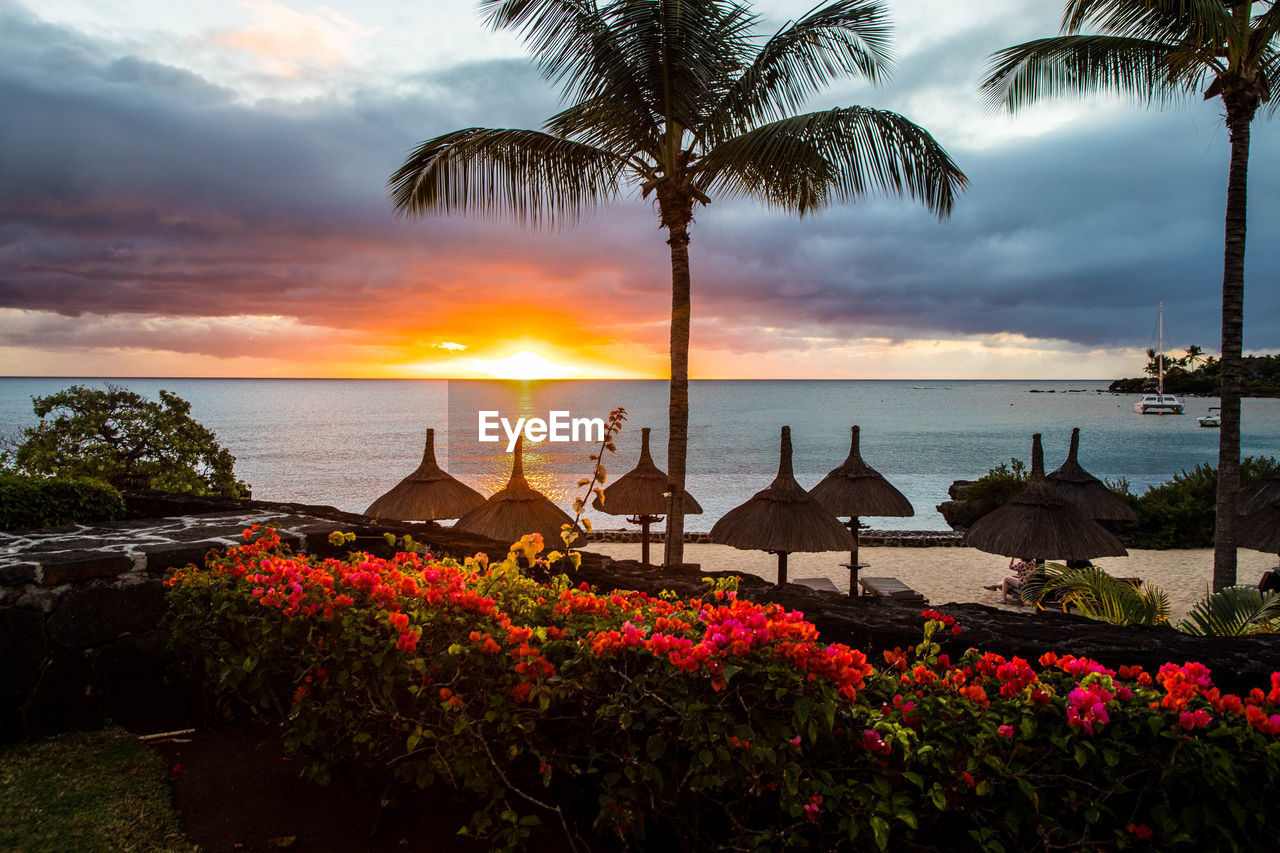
[4,491,1277,742]
[0,494,513,742]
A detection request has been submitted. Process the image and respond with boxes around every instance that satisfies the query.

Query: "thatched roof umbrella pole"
[965,434,1128,562]
[454,435,576,547]
[591,428,702,566]
[1044,428,1139,523]
[365,428,485,521]
[710,427,852,586]
[809,426,914,596]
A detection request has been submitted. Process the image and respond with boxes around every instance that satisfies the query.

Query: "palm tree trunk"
[663,220,692,568]
[1212,97,1254,592]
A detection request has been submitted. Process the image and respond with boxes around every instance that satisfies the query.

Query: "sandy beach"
[584,542,1278,621]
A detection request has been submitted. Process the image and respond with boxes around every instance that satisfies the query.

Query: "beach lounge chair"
[794,577,840,593]
[858,576,928,604]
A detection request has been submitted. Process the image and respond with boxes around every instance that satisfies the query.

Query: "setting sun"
[464,350,582,380]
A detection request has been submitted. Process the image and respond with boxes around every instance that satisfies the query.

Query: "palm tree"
[1143,346,1175,377]
[1184,343,1205,368]
[390,0,966,567]
[981,0,1277,591]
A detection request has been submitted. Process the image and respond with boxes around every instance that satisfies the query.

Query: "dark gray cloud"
[0,1,1277,366]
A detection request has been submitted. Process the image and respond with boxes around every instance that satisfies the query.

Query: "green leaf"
[930,785,947,810]
[870,815,890,851]
[1016,777,1039,811]
[645,734,668,761]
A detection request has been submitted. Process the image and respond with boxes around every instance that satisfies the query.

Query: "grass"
[0,727,193,853]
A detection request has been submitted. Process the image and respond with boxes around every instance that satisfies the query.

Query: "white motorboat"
[1198,407,1221,428]
[1135,301,1184,415]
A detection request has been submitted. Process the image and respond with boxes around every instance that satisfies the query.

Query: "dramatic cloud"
[1,0,1277,379]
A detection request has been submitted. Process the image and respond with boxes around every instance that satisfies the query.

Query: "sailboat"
[1134,301,1185,414]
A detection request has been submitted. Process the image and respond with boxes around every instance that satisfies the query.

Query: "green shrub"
[169,528,1280,851]
[1130,456,1280,548]
[7,384,248,498]
[0,474,125,530]
[958,458,1029,525]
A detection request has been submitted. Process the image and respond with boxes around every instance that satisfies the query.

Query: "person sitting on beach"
[1001,557,1037,605]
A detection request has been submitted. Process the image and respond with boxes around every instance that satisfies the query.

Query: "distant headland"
[1108,352,1280,398]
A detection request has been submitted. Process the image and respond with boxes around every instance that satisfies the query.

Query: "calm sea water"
[3,378,1279,532]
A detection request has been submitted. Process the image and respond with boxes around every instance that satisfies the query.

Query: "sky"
[0,0,1276,380]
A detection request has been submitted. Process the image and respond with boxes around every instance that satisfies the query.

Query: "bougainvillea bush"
[168,528,1280,851]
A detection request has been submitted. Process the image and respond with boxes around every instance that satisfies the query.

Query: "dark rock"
[47,580,167,650]
[948,480,976,500]
[0,607,48,741]
[163,524,249,543]
[22,652,103,738]
[0,562,39,586]
[24,536,125,553]
[89,631,192,734]
[35,550,133,585]
[140,541,228,574]
[936,499,988,531]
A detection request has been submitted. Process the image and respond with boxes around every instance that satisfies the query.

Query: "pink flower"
[860,728,891,756]
[1066,680,1115,735]
[997,725,1014,739]
[803,794,823,821]
[1179,709,1212,730]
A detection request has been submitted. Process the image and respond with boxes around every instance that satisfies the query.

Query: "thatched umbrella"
[1238,497,1280,558]
[454,435,576,548]
[1045,428,1138,522]
[966,434,1128,561]
[710,426,852,586]
[365,429,485,521]
[1240,471,1280,516]
[591,427,702,566]
[809,425,914,595]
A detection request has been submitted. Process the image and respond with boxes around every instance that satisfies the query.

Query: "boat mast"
[1157,300,1164,397]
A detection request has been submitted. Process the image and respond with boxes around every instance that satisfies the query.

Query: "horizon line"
[0,375,1121,382]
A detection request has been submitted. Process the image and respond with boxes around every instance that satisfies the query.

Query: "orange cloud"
[213,1,372,77]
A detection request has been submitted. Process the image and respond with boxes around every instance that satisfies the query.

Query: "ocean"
[3,378,1279,532]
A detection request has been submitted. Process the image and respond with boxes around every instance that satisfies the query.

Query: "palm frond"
[481,0,660,137]
[1259,45,1280,115]
[980,34,1200,112]
[1022,563,1169,626]
[1178,585,1280,636]
[611,0,758,145]
[698,107,966,218]
[1253,7,1280,87]
[708,0,893,139]
[1063,0,1233,46]
[1258,2,1280,48]
[389,128,626,228]
[544,96,662,164]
